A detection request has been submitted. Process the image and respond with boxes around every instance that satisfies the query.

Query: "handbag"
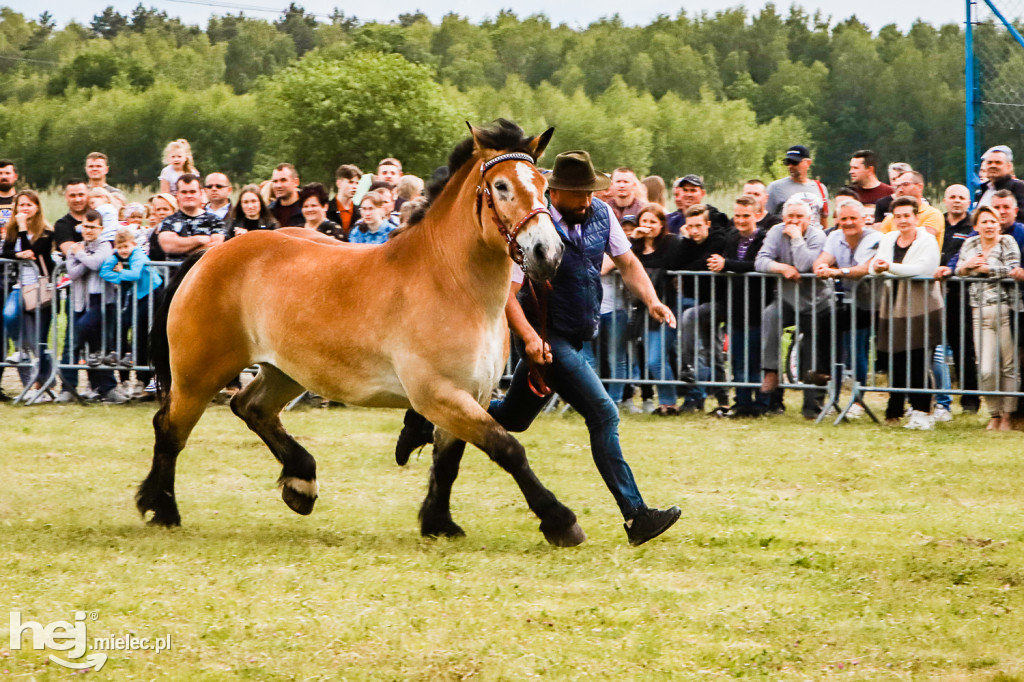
[21,257,53,312]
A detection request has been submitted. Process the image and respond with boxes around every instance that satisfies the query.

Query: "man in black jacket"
[975,145,1024,222]
[707,195,769,416]
[672,204,731,412]
[667,175,729,235]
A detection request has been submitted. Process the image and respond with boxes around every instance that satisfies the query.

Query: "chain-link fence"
[969,0,1024,186]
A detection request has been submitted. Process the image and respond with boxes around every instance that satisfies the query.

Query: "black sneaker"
[395,410,433,466]
[624,506,681,546]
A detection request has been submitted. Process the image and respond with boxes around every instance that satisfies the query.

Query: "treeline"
[0,4,986,189]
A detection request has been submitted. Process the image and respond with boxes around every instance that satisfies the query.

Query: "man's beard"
[0,181,14,193]
[560,205,593,226]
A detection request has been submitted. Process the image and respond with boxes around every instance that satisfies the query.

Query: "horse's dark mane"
[403,119,536,229]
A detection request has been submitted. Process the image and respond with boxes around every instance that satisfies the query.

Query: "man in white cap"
[976,145,1024,222]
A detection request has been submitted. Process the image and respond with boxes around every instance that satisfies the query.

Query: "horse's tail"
[150,252,206,402]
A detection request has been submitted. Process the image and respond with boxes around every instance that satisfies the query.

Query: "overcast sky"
[15,0,967,32]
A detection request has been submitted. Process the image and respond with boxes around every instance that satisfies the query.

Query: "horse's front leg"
[414,386,585,547]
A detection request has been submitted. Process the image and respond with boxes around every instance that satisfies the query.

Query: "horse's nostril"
[533,243,547,261]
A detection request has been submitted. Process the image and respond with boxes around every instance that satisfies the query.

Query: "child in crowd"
[66,211,119,368]
[87,187,120,242]
[121,203,148,233]
[349,191,396,245]
[159,139,199,195]
[100,229,163,380]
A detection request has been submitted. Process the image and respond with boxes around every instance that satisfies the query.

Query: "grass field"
[2,402,1024,680]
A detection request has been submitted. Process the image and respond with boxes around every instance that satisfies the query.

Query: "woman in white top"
[869,196,941,430]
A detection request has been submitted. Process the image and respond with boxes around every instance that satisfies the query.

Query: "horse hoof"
[145,512,181,528]
[280,477,318,515]
[543,521,586,547]
[421,519,465,538]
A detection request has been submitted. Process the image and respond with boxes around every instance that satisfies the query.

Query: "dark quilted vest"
[519,198,611,345]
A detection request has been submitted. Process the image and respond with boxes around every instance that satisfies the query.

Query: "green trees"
[258,51,467,180]
[0,83,260,187]
[0,6,980,189]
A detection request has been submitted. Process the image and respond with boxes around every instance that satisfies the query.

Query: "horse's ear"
[528,127,555,161]
[467,122,486,153]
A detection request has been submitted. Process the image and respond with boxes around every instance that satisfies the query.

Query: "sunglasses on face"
[205,184,228,189]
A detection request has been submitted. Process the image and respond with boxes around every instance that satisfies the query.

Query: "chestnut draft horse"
[136,120,588,546]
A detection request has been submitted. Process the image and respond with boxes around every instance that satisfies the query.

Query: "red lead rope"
[524,278,553,398]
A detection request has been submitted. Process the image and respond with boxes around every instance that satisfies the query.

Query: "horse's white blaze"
[512,162,562,281]
[280,477,318,498]
[516,162,543,208]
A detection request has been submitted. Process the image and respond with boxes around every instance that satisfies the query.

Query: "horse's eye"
[494,181,509,193]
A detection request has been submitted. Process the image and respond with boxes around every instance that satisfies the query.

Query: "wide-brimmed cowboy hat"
[547,150,611,192]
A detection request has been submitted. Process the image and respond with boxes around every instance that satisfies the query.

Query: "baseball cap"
[784,145,811,164]
[984,145,1013,162]
[674,174,704,189]
[620,214,638,226]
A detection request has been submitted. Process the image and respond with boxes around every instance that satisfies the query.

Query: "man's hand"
[934,266,952,279]
[649,301,676,329]
[777,263,801,281]
[523,333,552,365]
[707,254,725,272]
[782,223,802,240]
[813,262,833,278]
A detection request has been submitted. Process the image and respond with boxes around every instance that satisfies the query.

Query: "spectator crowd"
[1,138,1023,433]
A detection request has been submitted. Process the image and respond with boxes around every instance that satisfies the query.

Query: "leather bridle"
[476,152,555,398]
[476,152,552,266]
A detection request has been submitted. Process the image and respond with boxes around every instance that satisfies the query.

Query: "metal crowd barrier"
[0,256,179,405]
[1,258,54,404]
[6,254,1023,425]
[582,269,1024,425]
[40,258,179,404]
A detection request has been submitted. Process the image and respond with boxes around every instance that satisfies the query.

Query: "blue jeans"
[59,301,117,395]
[4,291,53,388]
[600,310,628,402]
[932,344,952,410]
[645,325,677,406]
[3,289,21,344]
[841,327,870,386]
[489,334,646,518]
[730,326,768,413]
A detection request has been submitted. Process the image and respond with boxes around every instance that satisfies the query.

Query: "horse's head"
[471,124,564,281]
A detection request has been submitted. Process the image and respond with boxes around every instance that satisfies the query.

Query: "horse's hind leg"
[229,365,315,515]
[416,387,585,547]
[418,429,466,538]
[137,386,217,527]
